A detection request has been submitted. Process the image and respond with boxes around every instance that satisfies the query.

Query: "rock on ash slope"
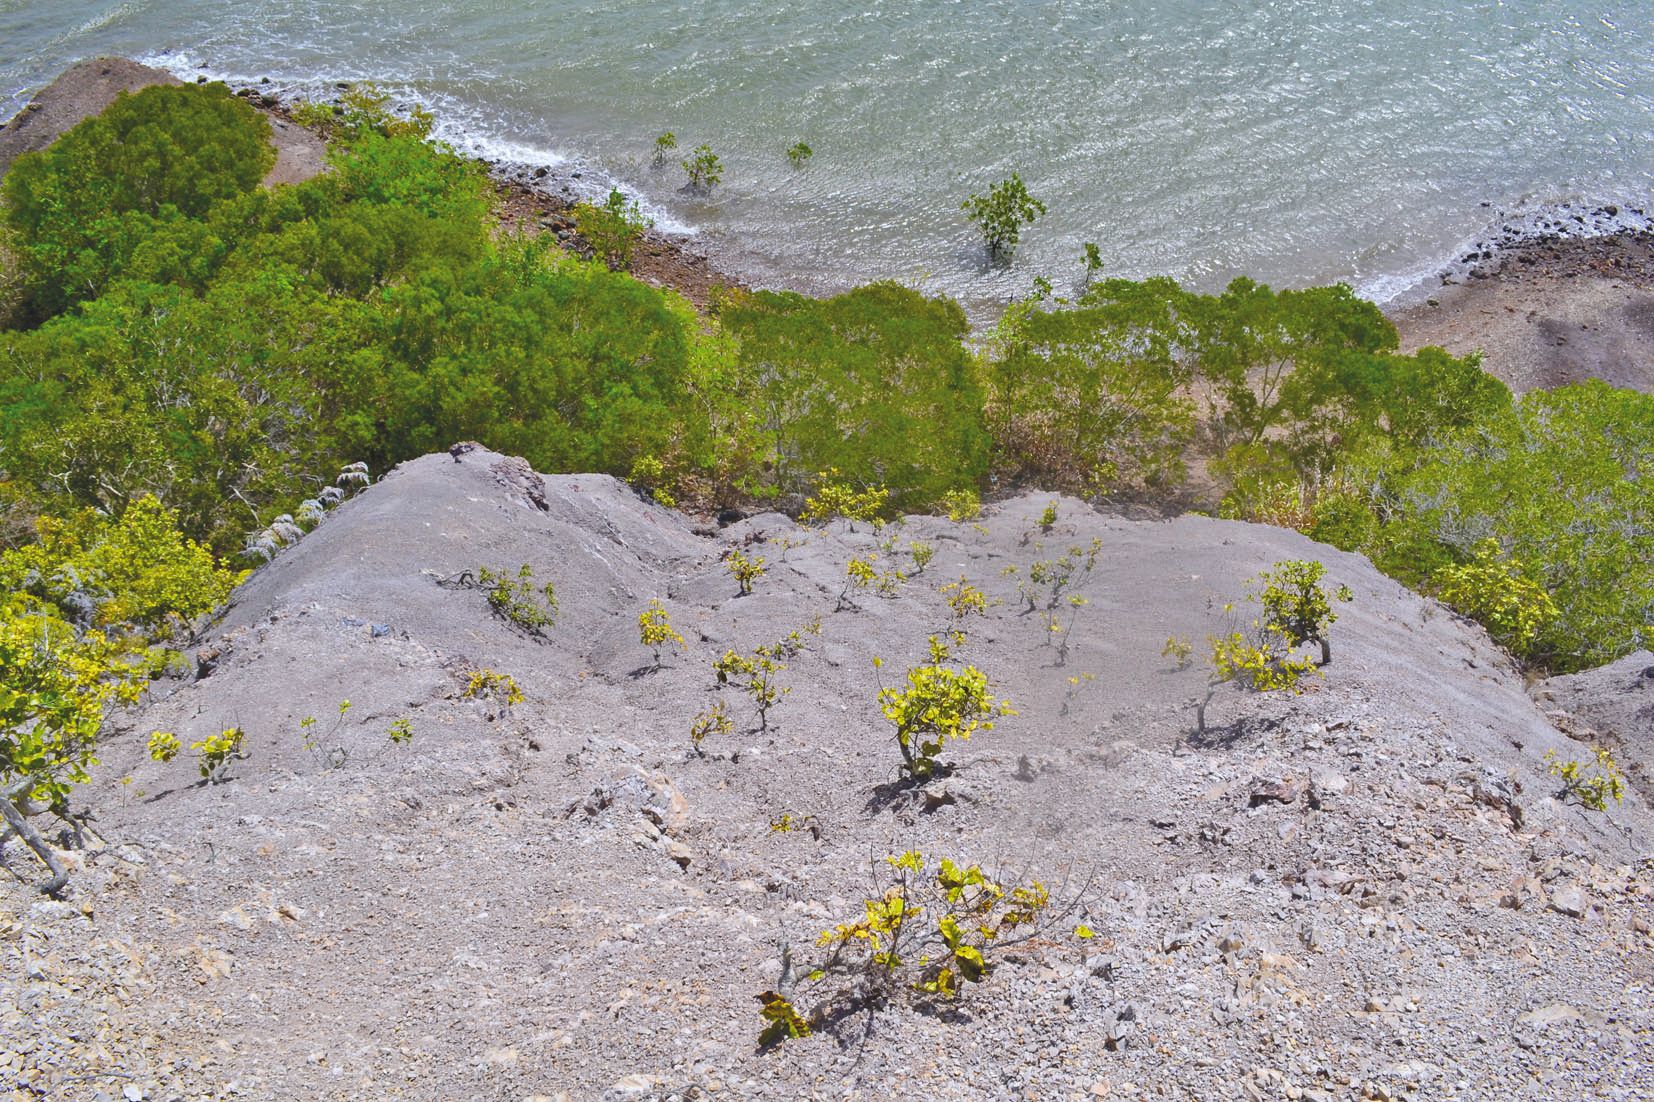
[2,449,1650,1101]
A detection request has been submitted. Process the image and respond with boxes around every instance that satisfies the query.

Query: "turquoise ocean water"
[2,1,1650,314]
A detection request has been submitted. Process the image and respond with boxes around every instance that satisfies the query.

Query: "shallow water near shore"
[2,1,1651,313]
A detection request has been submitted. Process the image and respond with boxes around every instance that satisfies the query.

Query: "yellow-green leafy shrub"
[192,727,246,783]
[800,469,890,528]
[1,600,145,805]
[876,634,1014,778]
[638,598,686,667]
[0,497,240,635]
[476,565,558,634]
[760,850,1049,1047]
[725,549,766,597]
[1432,540,1558,656]
[1544,747,1625,812]
[1248,558,1352,666]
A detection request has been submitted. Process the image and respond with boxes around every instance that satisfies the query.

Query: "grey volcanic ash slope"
[5,449,1651,1102]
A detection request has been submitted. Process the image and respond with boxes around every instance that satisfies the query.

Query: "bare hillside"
[2,449,1649,1102]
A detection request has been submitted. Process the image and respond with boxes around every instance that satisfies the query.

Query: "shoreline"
[4,57,1651,391]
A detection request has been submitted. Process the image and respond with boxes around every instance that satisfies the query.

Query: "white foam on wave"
[1355,196,1652,306]
[136,50,696,235]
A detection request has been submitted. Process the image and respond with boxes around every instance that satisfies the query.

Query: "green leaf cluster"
[2,83,273,318]
[877,634,1014,778]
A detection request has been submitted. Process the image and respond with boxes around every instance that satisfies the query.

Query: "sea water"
[2,0,1649,315]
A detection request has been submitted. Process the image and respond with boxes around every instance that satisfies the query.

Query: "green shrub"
[720,284,990,504]
[786,142,813,169]
[574,188,652,271]
[1200,627,1318,732]
[192,726,246,783]
[876,634,1013,778]
[652,132,678,167]
[1330,382,1650,670]
[725,549,766,596]
[682,144,723,191]
[1,600,145,805]
[801,469,890,528]
[761,850,1049,1046]
[961,173,1046,257]
[1248,559,1352,666]
[146,730,181,763]
[1080,242,1103,288]
[1195,561,1348,732]
[0,497,240,635]
[1432,540,1558,656]
[714,644,789,732]
[2,82,273,317]
[940,489,981,522]
[475,564,558,634]
[638,598,685,667]
[986,280,1196,497]
[1544,747,1625,811]
[689,700,733,755]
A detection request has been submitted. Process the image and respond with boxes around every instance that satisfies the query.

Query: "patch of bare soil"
[3,449,1649,1101]
[1390,233,1654,394]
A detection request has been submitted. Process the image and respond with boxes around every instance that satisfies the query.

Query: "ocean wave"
[1357,197,1652,306]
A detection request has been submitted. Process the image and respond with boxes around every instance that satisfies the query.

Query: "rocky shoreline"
[2,56,1650,388]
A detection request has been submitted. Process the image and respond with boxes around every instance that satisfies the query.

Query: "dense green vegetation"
[0,76,1647,831]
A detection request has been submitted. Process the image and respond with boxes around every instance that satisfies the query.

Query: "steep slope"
[3,449,1649,1102]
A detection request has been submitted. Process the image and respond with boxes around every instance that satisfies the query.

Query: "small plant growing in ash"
[435,565,559,636]
[839,555,901,610]
[652,131,678,167]
[1162,636,1194,669]
[639,599,686,669]
[1046,593,1089,665]
[1248,559,1352,666]
[1196,615,1320,735]
[147,730,180,763]
[938,577,989,631]
[387,717,414,745]
[1060,671,1097,717]
[962,172,1047,259]
[464,668,523,718]
[876,634,1014,779]
[758,850,1049,1047]
[800,469,890,530]
[192,727,246,784]
[786,141,813,169]
[682,143,723,192]
[1544,747,1625,811]
[907,540,936,574]
[725,548,767,597]
[690,700,734,756]
[714,645,790,733]
[299,699,354,771]
[1037,501,1058,533]
[1018,538,1102,621]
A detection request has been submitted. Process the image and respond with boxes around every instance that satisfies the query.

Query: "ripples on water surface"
[3,1,1650,315]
